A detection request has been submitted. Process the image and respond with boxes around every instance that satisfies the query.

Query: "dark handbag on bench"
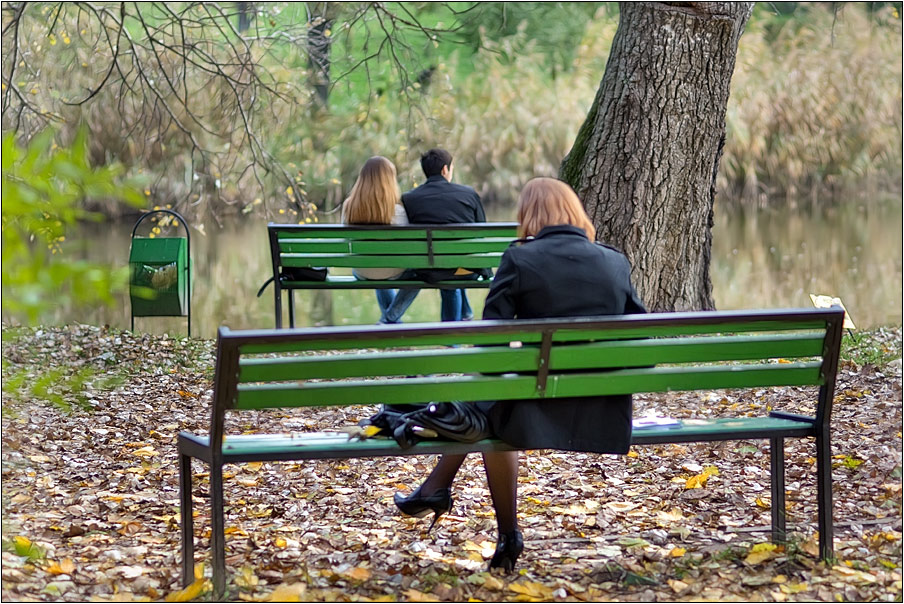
[361,401,491,449]
[256,266,329,297]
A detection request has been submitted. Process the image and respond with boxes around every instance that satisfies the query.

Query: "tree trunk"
[307,4,337,107]
[560,2,753,312]
[235,2,254,33]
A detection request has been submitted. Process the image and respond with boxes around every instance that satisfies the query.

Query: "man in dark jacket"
[402,148,488,321]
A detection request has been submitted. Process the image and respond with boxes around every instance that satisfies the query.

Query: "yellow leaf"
[14,536,31,548]
[275,537,288,548]
[685,466,719,489]
[236,478,258,487]
[28,455,51,463]
[165,578,207,602]
[483,574,505,591]
[362,425,382,438]
[626,450,638,458]
[669,547,686,558]
[832,565,878,583]
[668,578,689,593]
[755,497,770,509]
[341,566,371,581]
[132,446,158,457]
[234,566,259,590]
[267,582,307,602]
[404,589,440,602]
[744,542,779,565]
[779,582,809,594]
[46,558,75,575]
[508,581,554,599]
[245,462,263,473]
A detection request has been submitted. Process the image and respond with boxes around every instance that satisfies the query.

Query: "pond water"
[58,199,902,338]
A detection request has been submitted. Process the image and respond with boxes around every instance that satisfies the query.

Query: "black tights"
[416,451,519,534]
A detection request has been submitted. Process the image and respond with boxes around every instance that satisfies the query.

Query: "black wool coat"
[402,175,491,282]
[477,224,647,454]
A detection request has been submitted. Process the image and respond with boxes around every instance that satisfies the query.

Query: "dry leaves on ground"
[1,324,902,602]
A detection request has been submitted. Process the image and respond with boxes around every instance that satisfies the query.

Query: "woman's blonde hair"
[516,177,596,240]
[343,156,401,224]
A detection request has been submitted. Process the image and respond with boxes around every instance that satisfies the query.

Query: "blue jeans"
[379,287,420,323]
[440,280,477,322]
[353,269,420,324]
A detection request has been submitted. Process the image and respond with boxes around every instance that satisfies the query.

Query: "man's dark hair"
[420,148,453,178]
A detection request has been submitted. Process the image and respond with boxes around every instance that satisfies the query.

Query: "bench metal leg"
[211,460,227,598]
[179,453,195,587]
[274,284,282,328]
[769,437,787,543]
[288,290,295,328]
[816,430,835,561]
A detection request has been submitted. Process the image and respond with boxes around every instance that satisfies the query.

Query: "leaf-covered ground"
[1,324,902,602]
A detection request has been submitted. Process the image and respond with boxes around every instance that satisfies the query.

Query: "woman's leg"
[481,451,519,533]
[375,288,396,315]
[416,453,467,494]
[382,287,420,323]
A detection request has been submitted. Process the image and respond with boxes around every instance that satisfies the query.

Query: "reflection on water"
[52,200,903,338]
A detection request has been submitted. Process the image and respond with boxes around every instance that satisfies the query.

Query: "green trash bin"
[129,210,191,336]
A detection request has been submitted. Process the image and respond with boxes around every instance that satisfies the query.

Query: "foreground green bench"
[265,222,518,327]
[178,307,844,595]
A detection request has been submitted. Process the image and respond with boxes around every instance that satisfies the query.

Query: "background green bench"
[178,307,844,596]
[266,222,519,327]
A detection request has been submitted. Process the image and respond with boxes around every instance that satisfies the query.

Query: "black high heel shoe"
[393,487,453,532]
[488,530,523,573]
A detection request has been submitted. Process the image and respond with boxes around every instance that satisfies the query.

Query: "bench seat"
[179,415,816,464]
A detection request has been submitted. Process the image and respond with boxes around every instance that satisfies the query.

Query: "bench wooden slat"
[235,319,829,354]
[281,252,504,269]
[280,277,495,289]
[275,226,519,240]
[237,333,823,382]
[277,238,515,255]
[232,361,823,410]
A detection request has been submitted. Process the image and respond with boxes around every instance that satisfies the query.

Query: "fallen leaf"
[46,558,75,575]
[745,542,779,565]
[132,446,158,458]
[164,578,207,602]
[267,582,307,602]
[342,566,372,582]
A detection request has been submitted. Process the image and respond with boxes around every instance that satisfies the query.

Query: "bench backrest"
[209,308,844,449]
[268,222,519,272]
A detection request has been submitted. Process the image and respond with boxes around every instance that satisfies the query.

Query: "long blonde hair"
[343,156,401,224]
[516,177,596,240]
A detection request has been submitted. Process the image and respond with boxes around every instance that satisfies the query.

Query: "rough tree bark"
[560,2,754,311]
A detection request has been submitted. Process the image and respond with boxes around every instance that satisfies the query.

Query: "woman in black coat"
[393,177,646,572]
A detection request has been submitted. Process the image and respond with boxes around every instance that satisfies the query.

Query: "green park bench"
[264,222,519,327]
[177,307,844,596]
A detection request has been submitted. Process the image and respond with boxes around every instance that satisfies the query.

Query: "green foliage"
[1,536,45,562]
[4,2,901,218]
[841,328,902,368]
[1,131,143,324]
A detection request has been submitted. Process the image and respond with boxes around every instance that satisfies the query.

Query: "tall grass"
[721,5,903,206]
[5,4,900,218]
